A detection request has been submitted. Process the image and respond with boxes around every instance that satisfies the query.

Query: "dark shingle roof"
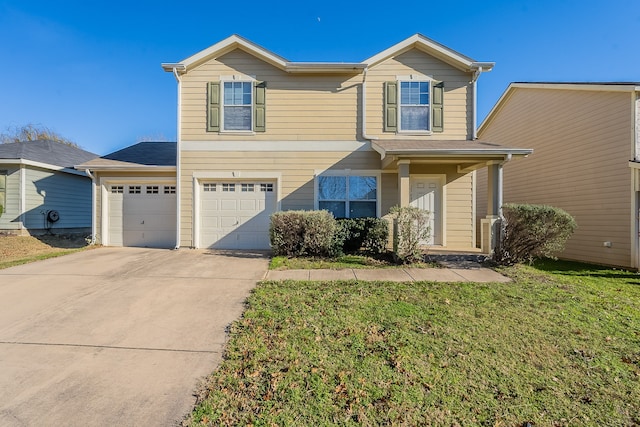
[78,141,177,168]
[0,140,98,168]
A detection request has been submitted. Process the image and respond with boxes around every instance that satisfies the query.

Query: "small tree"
[495,203,577,265]
[390,205,431,264]
[0,123,79,148]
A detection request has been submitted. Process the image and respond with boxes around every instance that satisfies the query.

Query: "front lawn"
[0,234,90,269]
[186,260,640,426]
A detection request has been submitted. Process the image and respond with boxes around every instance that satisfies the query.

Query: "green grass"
[0,247,88,270]
[269,254,435,270]
[187,260,640,426]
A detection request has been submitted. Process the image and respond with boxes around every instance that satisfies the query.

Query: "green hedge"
[495,203,577,265]
[269,210,336,257]
[270,211,388,257]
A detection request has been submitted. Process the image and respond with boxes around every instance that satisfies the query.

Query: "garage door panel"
[200,181,276,250]
[108,183,176,248]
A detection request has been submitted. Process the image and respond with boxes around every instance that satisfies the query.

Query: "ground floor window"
[317,174,377,218]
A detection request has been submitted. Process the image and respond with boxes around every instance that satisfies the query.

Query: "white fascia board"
[478,83,516,135]
[161,63,186,72]
[364,34,478,71]
[175,34,289,72]
[0,158,88,176]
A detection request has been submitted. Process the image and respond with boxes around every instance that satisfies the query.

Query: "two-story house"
[79,34,531,252]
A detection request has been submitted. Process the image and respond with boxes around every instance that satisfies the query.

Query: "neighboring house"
[477,82,640,269]
[0,140,98,235]
[76,141,177,248]
[82,34,531,251]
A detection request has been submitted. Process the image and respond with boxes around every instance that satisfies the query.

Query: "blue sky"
[1,0,638,155]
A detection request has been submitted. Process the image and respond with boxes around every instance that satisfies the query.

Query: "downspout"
[471,67,483,140]
[172,67,182,250]
[361,68,378,141]
[85,169,97,244]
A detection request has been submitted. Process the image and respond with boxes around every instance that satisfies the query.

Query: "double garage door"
[108,183,176,248]
[200,181,276,250]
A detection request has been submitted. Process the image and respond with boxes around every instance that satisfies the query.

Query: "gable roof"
[479,82,640,133]
[363,34,494,72]
[162,33,492,75]
[77,141,176,171]
[0,140,98,169]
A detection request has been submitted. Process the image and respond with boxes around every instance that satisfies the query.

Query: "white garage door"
[200,181,276,250]
[108,184,177,248]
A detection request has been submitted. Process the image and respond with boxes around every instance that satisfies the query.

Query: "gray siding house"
[0,140,98,235]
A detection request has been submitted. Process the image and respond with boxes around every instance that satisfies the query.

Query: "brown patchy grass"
[0,234,90,269]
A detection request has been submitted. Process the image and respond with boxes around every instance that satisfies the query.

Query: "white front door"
[410,177,442,245]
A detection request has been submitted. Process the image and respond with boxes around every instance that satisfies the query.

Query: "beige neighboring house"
[477,82,640,268]
[81,34,531,252]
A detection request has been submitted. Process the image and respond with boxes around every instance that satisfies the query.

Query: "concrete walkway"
[265,265,510,283]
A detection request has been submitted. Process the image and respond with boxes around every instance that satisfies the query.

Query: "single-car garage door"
[108,184,176,248]
[200,181,276,249]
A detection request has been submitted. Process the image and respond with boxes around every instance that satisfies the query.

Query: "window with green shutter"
[207,81,267,133]
[384,80,444,133]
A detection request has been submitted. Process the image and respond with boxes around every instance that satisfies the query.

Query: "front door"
[410,177,442,245]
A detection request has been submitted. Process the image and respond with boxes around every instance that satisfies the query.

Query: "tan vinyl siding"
[179,150,380,247]
[180,47,474,142]
[94,171,176,245]
[181,49,361,141]
[0,166,21,230]
[477,87,633,267]
[366,49,473,140]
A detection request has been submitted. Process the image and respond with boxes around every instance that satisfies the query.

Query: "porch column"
[398,161,410,207]
[481,161,503,254]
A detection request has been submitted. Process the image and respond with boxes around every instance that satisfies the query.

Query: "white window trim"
[397,76,435,135]
[314,169,382,218]
[220,77,256,133]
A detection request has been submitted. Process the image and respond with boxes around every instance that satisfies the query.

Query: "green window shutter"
[254,81,266,132]
[384,81,398,132]
[207,82,220,132]
[432,81,444,133]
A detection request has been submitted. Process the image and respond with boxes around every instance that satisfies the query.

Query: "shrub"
[495,203,577,265]
[269,210,336,257]
[390,206,431,264]
[337,218,389,255]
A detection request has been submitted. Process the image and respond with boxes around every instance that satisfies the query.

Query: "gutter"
[85,169,97,244]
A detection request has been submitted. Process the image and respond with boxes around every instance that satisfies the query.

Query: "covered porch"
[373,139,532,254]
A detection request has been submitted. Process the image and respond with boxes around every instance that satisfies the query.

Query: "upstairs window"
[384,80,443,133]
[223,82,252,131]
[207,81,266,133]
[317,174,378,219]
[400,81,430,131]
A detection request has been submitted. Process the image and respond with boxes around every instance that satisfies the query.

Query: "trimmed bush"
[390,206,431,264]
[495,203,577,265]
[337,218,389,255]
[270,210,336,257]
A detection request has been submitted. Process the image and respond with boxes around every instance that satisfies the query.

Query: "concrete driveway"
[0,247,268,426]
